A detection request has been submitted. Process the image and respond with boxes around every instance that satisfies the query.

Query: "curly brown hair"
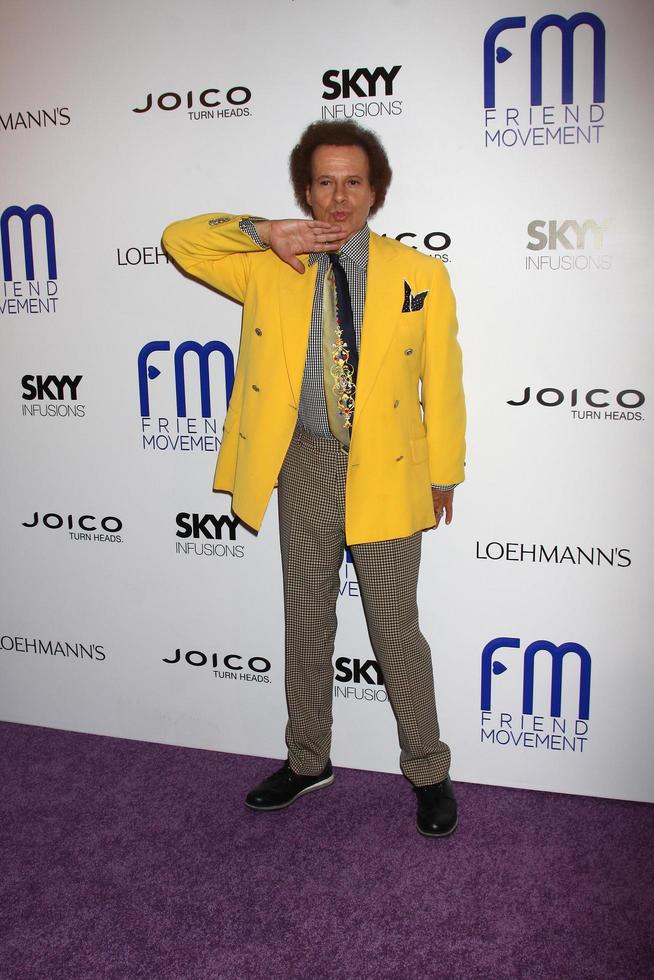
[289,120,392,217]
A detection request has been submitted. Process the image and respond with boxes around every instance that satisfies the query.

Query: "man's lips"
[332,212,349,222]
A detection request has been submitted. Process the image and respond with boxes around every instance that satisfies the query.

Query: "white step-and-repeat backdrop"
[2,0,652,802]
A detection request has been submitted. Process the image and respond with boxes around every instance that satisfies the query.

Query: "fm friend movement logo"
[1,204,58,314]
[480,637,591,752]
[483,12,606,147]
[137,339,235,451]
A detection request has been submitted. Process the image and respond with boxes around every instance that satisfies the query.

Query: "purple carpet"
[1,721,652,980]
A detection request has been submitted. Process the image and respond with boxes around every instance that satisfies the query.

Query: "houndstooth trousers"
[277,424,451,786]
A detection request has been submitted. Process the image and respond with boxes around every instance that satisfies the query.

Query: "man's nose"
[333,182,347,201]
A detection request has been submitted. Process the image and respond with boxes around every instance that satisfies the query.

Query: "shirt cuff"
[431,484,457,492]
[239,217,268,249]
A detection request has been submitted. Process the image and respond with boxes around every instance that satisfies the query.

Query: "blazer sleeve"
[421,260,466,486]
[161,213,266,303]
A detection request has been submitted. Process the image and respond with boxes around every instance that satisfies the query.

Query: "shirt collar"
[309,223,370,269]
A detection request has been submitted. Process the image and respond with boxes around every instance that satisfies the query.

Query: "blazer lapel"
[354,233,400,421]
[277,256,317,406]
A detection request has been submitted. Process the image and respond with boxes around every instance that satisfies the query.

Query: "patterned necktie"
[322,252,358,447]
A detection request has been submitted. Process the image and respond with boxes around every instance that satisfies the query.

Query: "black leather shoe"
[245,760,334,811]
[414,776,458,837]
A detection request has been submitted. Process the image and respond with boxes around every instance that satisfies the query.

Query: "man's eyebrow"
[314,172,365,180]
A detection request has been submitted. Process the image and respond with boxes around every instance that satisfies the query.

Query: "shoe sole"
[245,774,335,812]
[417,817,458,838]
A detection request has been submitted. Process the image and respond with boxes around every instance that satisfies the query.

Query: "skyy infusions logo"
[175,511,245,558]
[21,374,85,419]
[480,637,591,752]
[525,219,611,271]
[137,340,235,451]
[334,655,389,703]
[483,12,606,147]
[321,65,402,120]
[1,204,58,314]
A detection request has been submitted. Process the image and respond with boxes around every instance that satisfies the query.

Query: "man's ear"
[305,184,312,211]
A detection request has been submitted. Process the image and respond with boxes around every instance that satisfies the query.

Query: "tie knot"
[328,251,342,269]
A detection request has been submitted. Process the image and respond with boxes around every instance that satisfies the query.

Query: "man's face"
[305,144,376,242]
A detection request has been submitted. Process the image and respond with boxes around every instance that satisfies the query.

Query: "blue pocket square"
[402,281,428,312]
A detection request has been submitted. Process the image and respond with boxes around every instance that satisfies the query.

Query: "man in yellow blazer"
[163,120,465,837]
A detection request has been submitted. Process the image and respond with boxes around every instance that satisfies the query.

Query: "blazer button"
[393,399,400,408]
[252,384,260,392]
[396,455,404,462]
[404,348,414,356]
[255,327,263,336]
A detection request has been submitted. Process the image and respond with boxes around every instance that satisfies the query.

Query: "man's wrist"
[239,217,270,249]
[252,220,271,245]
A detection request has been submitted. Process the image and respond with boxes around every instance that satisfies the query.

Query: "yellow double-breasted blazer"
[162,214,465,545]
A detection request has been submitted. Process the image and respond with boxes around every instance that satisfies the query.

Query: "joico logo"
[321,65,402,121]
[21,373,85,419]
[525,219,611,271]
[382,230,452,263]
[133,87,252,122]
[333,656,389,703]
[175,511,245,559]
[1,204,58,314]
[163,648,271,684]
[483,13,606,148]
[507,386,645,423]
[480,636,591,753]
[138,339,235,452]
[22,511,123,543]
